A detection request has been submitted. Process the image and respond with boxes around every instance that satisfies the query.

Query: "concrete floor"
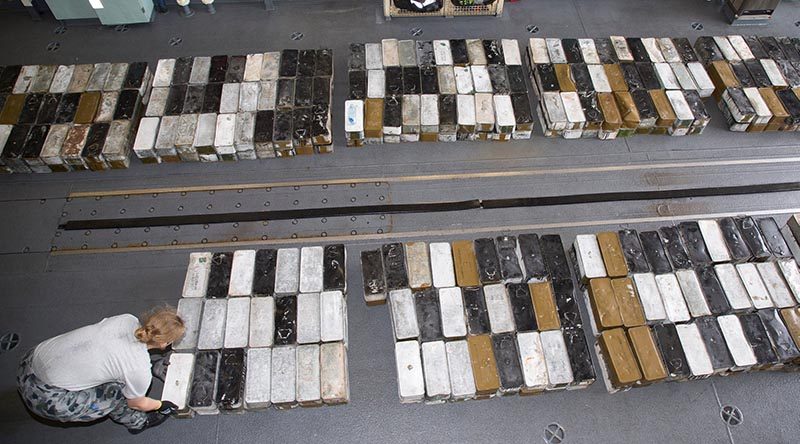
[1,1,800,443]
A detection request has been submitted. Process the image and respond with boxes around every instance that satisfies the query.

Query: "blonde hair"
[134,306,185,345]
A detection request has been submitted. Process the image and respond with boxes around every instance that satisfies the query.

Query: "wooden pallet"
[384,0,445,18]
[445,0,504,17]
[383,0,504,18]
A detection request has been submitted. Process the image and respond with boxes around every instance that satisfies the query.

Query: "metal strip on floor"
[59,181,800,231]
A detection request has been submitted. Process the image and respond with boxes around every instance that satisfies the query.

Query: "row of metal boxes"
[694,36,800,131]
[0,63,150,172]
[572,215,800,392]
[528,37,715,139]
[162,245,349,416]
[345,39,534,146]
[360,237,595,402]
[135,50,334,163]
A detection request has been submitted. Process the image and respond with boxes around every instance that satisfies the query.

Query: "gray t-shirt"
[31,314,152,399]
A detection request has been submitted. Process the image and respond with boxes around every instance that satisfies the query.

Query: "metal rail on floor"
[49,207,800,255]
[59,181,800,230]
[66,156,800,198]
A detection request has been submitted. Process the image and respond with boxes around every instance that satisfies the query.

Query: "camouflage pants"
[16,350,147,430]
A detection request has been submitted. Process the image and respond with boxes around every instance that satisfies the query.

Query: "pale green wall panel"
[45,0,97,20]
[44,0,153,24]
[95,0,154,25]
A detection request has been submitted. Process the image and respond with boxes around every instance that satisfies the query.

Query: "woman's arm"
[127,396,162,412]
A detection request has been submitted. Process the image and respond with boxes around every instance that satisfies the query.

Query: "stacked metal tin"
[136,50,333,163]
[528,37,714,139]
[695,35,800,132]
[573,215,800,393]
[0,62,150,172]
[360,236,595,403]
[345,39,535,146]
[162,245,349,416]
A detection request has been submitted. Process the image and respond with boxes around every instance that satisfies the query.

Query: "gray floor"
[2,1,800,443]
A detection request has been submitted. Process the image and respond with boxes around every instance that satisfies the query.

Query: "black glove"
[157,400,179,416]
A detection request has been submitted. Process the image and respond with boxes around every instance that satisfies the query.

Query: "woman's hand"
[126,397,163,412]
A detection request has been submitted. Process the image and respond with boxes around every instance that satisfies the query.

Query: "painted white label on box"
[365,43,383,70]
[540,330,574,387]
[736,263,774,309]
[697,220,732,263]
[244,53,264,82]
[249,296,275,348]
[320,341,349,404]
[587,64,612,93]
[757,261,795,308]
[422,341,451,400]
[778,259,800,304]
[270,346,297,405]
[245,347,271,408]
[574,234,607,280]
[641,38,665,63]
[183,252,212,298]
[395,340,425,403]
[578,39,600,64]
[274,248,301,295]
[438,287,467,339]
[445,340,475,400]
[528,38,550,64]
[223,297,250,349]
[174,298,203,351]
[546,38,567,64]
[632,273,667,322]
[320,290,346,343]
[484,283,515,333]
[296,344,321,404]
[517,331,549,391]
[714,264,753,311]
[434,40,454,66]
[501,39,522,65]
[261,52,281,80]
[197,299,227,350]
[161,353,195,410]
[676,270,712,317]
[297,293,321,344]
[390,288,420,340]
[676,323,714,377]
[299,246,324,294]
[430,242,456,288]
[382,39,400,67]
[229,250,256,297]
[717,314,757,368]
[153,59,176,88]
[727,35,754,60]
[471,66,492,93]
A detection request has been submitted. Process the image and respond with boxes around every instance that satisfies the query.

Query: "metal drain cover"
[721,405,743,426]
[169,37,183,46]
[0,332,20,352]
[410,27,423,37]
[290,32,304,41]
[46,42,60,52]
[526,24,539,34]
[543,423,565,444]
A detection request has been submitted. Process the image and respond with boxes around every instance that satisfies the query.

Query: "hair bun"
[136,306,186,345]
[134,326,151,342]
